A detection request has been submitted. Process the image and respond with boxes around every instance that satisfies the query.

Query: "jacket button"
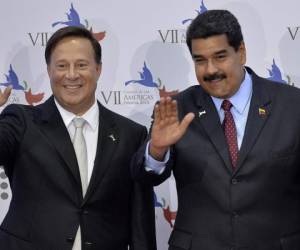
[85,241,93,246]
[66,237,74,243]
[231,178,238,185]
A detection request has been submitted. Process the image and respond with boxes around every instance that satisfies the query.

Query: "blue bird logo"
[0,65,25,90]
[182,0,208,25]
[125,62,159,88]
[52,3,87,28]
[267,59,287,84]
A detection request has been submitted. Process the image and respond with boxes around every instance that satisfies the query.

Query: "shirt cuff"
[144,141,170,175]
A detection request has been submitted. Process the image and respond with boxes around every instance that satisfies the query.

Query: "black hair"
[45,26,101,64]
[186,9,244,53]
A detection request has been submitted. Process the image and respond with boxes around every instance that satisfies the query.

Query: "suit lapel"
[83,102,119,203]
[192,88,233,173]
[235,72,272,172]
[36,96,81,187]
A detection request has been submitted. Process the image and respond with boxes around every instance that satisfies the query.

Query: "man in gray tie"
[0,26,156,250]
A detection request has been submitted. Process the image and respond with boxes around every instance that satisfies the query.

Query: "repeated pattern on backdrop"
[0,0,299,249]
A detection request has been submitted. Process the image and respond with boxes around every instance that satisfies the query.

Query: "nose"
[66,65,79,80]
[206,59,218,75]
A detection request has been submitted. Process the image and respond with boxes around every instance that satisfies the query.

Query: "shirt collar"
[54,98,99,131]
[211,70,252,114]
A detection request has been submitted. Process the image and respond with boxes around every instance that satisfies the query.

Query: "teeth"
[65,85,81,89]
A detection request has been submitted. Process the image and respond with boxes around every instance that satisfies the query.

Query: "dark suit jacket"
[132,68,300,250]
[0,96,156,250]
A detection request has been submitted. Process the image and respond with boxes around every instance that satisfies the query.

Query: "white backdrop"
[1,0,300,249]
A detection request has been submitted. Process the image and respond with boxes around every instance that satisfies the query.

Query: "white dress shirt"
[54,99,99,183]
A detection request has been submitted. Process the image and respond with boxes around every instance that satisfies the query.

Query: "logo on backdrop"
[125,62,159,88]
[266,59,294,85]
[182,0,208,25]
[158,0,208,44]
[52,3,105,41]
[100,62,179,105]
[267,59,287,84]
[28,3,105,47]
[52,3,87,28]
[0,64,45,105]
[123,61,178,104]
[154,191,177,228]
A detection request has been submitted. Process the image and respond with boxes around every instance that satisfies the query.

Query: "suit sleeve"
[130,126,157,250]
[0,104,26,179]
[131,140,173,186]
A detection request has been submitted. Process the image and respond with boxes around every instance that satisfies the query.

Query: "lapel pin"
[109,134,116,141]
[198,110,206,117]
[258,107,266,116]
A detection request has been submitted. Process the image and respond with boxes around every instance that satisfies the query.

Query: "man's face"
[47,36,101,115]
[191,34,246,99]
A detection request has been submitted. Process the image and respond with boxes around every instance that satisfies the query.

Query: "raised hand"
[150,97,194,160]
[0,86,12,107]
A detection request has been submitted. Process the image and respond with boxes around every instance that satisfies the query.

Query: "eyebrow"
[192,54,203,59]
[215,49,227,55]
[192,49,228,59]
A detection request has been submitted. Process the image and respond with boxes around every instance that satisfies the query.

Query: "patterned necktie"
[222,100,238,169]
[72,118,88,250]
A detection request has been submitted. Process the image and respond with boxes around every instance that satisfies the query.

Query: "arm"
[130,125,157,250]
[129,98,194,249]
[131,97,195,185]
[149,97,194,160]
[0,87,25,179]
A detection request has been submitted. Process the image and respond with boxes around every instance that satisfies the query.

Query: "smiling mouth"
[204,78,226,85]
[208,78,223,83]
[63,85,82,89]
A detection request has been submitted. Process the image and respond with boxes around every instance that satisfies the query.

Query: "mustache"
[203,73,226,82]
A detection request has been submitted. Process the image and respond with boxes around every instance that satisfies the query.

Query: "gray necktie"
[72,117,88,250]
[73,117,88,196]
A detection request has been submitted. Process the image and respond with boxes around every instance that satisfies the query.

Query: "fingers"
[159,97,167,120]
[3,86,12,99]
[165,97,173,117]
[0,86,12,107]
[155,97,178,123]
[169,99,178,123]
[151,98,193,149]
[154,103,161,122]
[179,112,195,132]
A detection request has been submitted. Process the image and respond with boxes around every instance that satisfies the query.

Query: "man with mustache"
[132,9,300,250]
[0,26,156,250]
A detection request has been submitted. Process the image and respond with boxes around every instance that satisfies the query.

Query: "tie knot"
[221,100,233,111]
[73,117,86,128]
